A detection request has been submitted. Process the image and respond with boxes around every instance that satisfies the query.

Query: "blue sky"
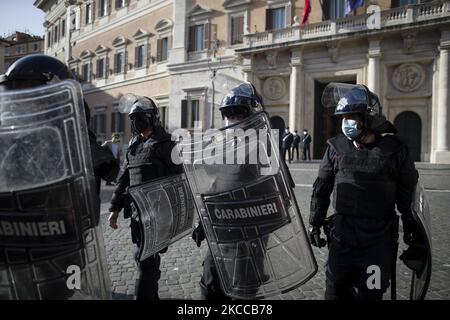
[0,0,45,37]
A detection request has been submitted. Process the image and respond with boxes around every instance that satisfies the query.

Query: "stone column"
[169,0,187,64]
[367,38,381,95]
[433,28,450,163]
[289,49,304,132]
[435,42,450,162]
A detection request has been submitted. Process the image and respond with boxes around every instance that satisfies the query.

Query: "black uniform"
[292,134,301,161]
[310,132,418,300]
[109,128,182,300]
[302,133,312,161]
[282,131,294,162]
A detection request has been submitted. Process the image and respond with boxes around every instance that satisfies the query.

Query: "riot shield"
[127,173,196,262]
[405,183,432,300]
[179,111,317,299]
[0,80,110,299]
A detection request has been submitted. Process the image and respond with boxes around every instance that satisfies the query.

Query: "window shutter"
[168,36,172,50]
[204,23,211,50]
[105,56,109,78]
[124,51,128,73]
[323,1,330,20]
[147,44,151,66]
[135,46,139,67]
[266,9,273,30]
[157,39,162,62]
[237,16,244,43]
[114,54,117,73]
[90,2,94,23]
[181,100,188,128]
[188,26,195,52]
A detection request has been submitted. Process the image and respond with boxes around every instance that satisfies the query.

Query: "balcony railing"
[243,1,450,49]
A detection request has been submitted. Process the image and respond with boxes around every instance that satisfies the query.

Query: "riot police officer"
[191,83,265,300]
[108,95,182,300]
[309,83,421,300]
[0,54,119,193]
[0,54,117,299]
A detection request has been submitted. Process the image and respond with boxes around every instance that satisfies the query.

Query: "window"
[135,44,145,68]
[159,106,168,129]
[115,0,127,9]
[114,52,124,74]
[85,3,92,24]
[82,63,90,82]
[61,19,66,37]
[181,99,200,128]
[231,15,244,45]
[111,109,125,133]
[16,45,24,54]
[47,32,51,47]
[157,37,169,62]
[54,25,58,43]
[33,43,39,51]
[189,24,205,52]
[70,67,78,80]
[329,0,347,20]
[266,7,286,31]
[96,58,105,78]
[99,0,108,17]
[191,100,199,128]
[392,0,418,7]
[93,113,106,135]
[5,47,10,55]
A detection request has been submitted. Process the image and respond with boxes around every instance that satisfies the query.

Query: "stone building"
[1,32,44,71]
[35,0,450,163]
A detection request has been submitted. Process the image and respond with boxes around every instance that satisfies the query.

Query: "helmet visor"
[321,83,368,109]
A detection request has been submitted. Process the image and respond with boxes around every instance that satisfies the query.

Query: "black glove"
[192,223,206,248]
[399,244,426,276]
[402,216,423,245]
[308,225,327,248]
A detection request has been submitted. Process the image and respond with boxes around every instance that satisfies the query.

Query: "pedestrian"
[102,133,123,185]
[292,130,301,161]
[107,95,183,300]
[191,83,268,300]
[308,83,422,300]
[282,127,294,163]
[302,129,312,160]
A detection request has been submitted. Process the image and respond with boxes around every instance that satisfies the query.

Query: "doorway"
[394,111,422,162]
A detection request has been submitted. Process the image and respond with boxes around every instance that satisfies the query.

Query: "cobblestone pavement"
[100,166,450,300]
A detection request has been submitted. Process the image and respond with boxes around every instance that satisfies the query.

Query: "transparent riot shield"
[408,183,432,300]
[0,80,110,300]
[127,173,196,262]
[178,111,317,299]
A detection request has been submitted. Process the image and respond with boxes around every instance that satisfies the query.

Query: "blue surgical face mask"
[342,119,362,140]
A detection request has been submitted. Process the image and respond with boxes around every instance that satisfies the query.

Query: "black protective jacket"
[89,130,119,194]
[109,128,183,216]
[309,130,419,246]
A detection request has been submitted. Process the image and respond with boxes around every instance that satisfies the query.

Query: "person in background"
[102,133,123,185]
[292,130,301,162]
[282,127,294,164]
[302,129,312,161]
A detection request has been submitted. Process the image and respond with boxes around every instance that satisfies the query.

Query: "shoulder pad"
[327,134,352,153]
[378,134,405,152]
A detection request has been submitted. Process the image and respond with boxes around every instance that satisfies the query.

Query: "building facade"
[35,0,450,163]
[1,32,44,71]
